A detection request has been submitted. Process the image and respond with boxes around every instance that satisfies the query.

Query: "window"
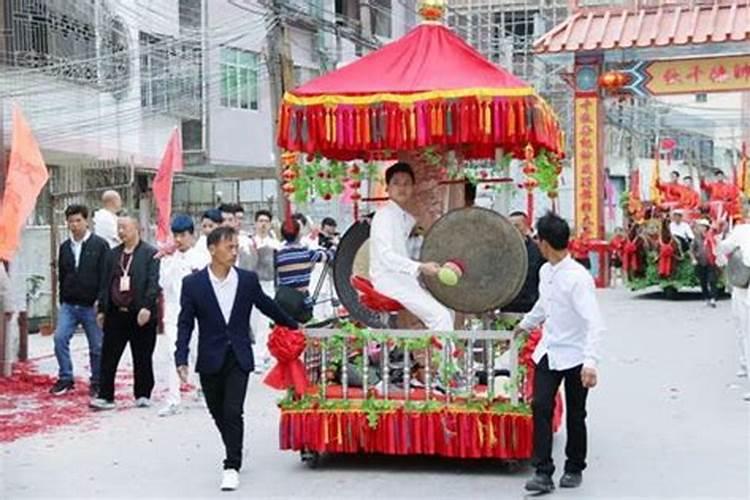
[499,10,538,56]
[372,0,391,38]
[140,32,173,110]
[293,65,320,86]
[181,119,203,152]
[179,0,201,34]
[220,47,259,111]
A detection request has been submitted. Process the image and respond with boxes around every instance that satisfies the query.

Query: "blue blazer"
[175,267,298,374]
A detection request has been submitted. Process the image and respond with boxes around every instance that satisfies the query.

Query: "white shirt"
[252,234,281,251]
[193,235,212,268]
[70,231,91,268]
[519,255,604,370]
[208,266,238,324]
[159,246,202,308]
[669,221,694,241]
[93,209,120,248]
[717,223,750,267]
[370,200,421,280]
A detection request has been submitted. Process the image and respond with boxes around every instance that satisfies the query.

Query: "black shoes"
[525,471,583,493]
[525,473,555,494]
[89,383,100,398]
[560,472,583,488]
[49,379,74,395]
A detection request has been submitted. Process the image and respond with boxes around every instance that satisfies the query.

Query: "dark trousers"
[695,264,719,301]
[200,349,250,471]
[532,355,589,476]
[98,309,157,402]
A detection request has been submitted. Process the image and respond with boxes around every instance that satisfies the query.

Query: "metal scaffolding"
[445,0,573,152]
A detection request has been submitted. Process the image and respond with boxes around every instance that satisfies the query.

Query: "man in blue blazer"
[175,226,298,492]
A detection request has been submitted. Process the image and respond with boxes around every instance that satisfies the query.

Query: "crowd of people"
[48,192,338,414]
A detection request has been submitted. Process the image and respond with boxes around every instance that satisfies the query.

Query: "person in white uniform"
[93,190,122,248]
[369,162,453,331]
[717,220,750,401]
[158,215,203,416]
[248,209,281,370]
[194,209,223,268]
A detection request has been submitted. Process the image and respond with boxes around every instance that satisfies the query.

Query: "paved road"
[2,287,748,499]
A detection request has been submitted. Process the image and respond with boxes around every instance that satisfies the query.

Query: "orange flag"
[152,128,183,244]
[0,105,49,261]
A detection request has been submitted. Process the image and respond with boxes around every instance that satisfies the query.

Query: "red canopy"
[277,23,564,161]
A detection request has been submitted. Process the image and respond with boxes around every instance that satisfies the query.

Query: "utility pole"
[267,0,295,220]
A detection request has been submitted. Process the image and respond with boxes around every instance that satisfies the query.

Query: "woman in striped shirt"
[275,220,335,317]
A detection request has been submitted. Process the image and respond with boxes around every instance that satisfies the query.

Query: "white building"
[0,0,413,323]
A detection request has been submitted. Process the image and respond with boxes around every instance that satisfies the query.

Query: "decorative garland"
[281,154,380,204]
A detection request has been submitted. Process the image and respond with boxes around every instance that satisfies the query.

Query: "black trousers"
[98,309,157,402]
[695,264,719,301]
[532,355,589,476]
[200,350,250,471]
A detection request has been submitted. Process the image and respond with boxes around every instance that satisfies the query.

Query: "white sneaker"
[737,367,748,378]
[89,398,115,411]
[743,392,750,402]
[158,403,180,417]
[135,397,151,408]
[710,299,717,308]
[220,469,239,491]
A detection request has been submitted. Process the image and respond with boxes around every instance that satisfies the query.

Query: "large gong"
[421,207,528,313]
[333,217,386,328]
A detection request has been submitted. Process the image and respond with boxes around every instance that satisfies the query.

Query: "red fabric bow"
[623,240,638,273]
[264,326,308,396]
[658,242,675,277]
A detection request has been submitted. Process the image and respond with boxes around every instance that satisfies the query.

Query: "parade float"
[620,166,737,298]
[265,0,565,467]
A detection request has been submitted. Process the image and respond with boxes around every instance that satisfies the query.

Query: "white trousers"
[251,280,276,362]
[162,312,196,407]
[373,273,453,331]
[731,287,750,371]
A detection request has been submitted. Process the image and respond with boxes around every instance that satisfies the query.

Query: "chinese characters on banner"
[574,96,601,239]
[647,55,750,95]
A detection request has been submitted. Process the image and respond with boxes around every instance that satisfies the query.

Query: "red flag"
[153,128,183,244]
[0,104,49,261]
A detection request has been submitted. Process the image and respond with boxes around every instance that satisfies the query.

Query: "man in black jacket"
[50,205,111,397]
[504,211,546,313]
[90,216,160,410]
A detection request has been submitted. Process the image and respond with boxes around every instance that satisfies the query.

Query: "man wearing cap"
[691,219,719,308]
[369,162,453,331]
[158,214,203,416]
[669,210,694,252]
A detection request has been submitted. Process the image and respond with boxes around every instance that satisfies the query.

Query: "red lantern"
[348,164,361,176]
[350,192,362,201]
[282,182,295,195]
[281,151,297,168]
[323,193,332,201]
[599,71,629,91]
[282,169,296,182]
[522,165,537,176]
[317,171,327,178]
[349,180,362,189]
[523,179,539,190]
